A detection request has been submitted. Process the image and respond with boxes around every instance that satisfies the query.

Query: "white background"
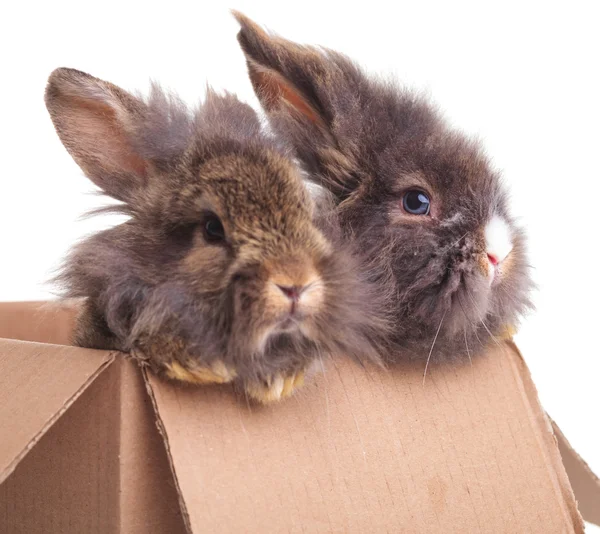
[1,0,598,527]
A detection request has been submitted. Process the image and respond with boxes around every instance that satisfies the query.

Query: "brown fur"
[234,13,534,362]
[46,68,388,399]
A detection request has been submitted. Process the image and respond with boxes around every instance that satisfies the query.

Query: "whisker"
[465,289,501,346]
[463,327,473,368]
[317,348,331,442]
[496,284,520,307]
[447,232,469,250]
[457,297,475,367]
[457,293,477,328]
[457,292,485,348]
[423,310,446,386]
[479,318,500,346]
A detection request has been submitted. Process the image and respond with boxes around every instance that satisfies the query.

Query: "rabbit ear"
[233,12,367,199]
[234,12,332,131]
[45,68,149,203]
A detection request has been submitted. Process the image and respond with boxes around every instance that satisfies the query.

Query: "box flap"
[0,353,188,534]
[0,300,79,345]
[117,358,189,534]
[0,337,116,483]
[552,419,600,527]
[145,341,585,533]
[0,354,123,533]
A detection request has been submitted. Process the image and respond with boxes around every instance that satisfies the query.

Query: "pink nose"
[276,285,302,302]
[487,253,499,266]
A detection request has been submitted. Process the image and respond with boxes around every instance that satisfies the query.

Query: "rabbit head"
[234,13,533,361]
[45,68,385,400]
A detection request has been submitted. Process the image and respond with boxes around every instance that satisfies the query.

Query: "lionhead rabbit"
[235,13,533,362]
[45,68,386,402]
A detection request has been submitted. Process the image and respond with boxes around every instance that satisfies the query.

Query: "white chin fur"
[485,215,513,263]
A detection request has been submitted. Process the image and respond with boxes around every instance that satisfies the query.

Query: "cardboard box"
[0,301,598,533]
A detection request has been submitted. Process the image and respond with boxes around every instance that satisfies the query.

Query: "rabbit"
[45,67,387,403]
[233,12,534,364]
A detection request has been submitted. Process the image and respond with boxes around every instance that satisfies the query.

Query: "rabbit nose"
[276,284,302,302]
[487,253,499,266]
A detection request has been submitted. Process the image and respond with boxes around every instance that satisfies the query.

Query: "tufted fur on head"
[234,13,534,362]
[46,68,389,401]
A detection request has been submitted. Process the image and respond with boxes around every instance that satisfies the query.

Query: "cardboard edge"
[505,341,586,533]
[0,352,118,485]
[550,418,600,527]
[140,367,193,534]
[0,300,81,345]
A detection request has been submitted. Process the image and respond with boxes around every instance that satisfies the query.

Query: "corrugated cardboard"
[0,301,598,533]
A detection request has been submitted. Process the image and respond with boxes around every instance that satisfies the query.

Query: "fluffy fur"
[234,13,534,362]
[46,68,387,401]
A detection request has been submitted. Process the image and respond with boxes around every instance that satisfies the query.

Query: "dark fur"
[46,68,387,391]
[234,13,534,361]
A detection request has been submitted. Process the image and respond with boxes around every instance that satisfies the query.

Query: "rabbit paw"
[245,370,305,404]
[499,324,517,340]
[165,360,237,385]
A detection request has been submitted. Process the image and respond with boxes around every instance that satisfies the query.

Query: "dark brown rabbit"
[45,68,386,402]
[234,13,533,363]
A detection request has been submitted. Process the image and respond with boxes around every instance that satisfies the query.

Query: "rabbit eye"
[402,190,431,216]
[203,215,225,242]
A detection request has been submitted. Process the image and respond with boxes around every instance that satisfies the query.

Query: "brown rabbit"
[45,68,386,403]
[234,13,533,364]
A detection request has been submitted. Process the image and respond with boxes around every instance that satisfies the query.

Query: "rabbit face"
[234,13,533,359]
[166,150,332,357]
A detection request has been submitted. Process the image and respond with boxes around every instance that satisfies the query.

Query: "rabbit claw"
[165,360,237,385]
[245,370,305,404]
